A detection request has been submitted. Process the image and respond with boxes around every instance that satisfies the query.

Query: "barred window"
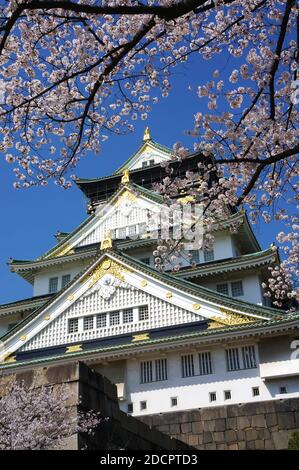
[171,397,177,407]
[140,401,147,410]
[139,223,147,236]
[68,318,79,334]
[155,358,168,382]
[96,313,107,328]
[49,277,58,294]
[109,311,120,326]
[128,225,137,236]
[142,161,147,168]
[139,305,149,321]
[242,345,257,369]
[198,352,213,375]
[140,359,168,383]
[127,403,133,413]
[190,250,200,265]
[110,229,116,239]
[231,280,244,297]
[224,390,232,400]
[216,283,229,295]
[83,315,94,330]
[252,387,260,397]
[118,227,126,239]
[209,392,217,402]
[140,361,153,384]
[149,159,155,166]
[204,249,214,262]
[226,348,240,371]
[123,308,133,323]
[181,354,195,377]
[61,274,71,288]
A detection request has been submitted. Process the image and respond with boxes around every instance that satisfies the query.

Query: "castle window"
[198,352,213,375]
[96,313,107,328]
[123,308,133,323]
[226,348,240,371]
[83,315,94,331]
[139,305,149,321]
[68,318,79,334]
[181,354,195,377]
[171,397,178,407]
[49,277,58,294]
[252,387,260,397]
[109,311,120,326]
[128,225,136,237]
[155,358,168,382]
[118,227,126,239]
[209,392,217,402]
[204,249,214,262]
[224,390,232,400]
[110,229,116,239]
[242,345,257,369]
[231,280,244,297]
[140,361,153,384]
[190,250,200,265]
[61,274,71,289]
[140,401,147,411]
[149,159,155,166]
[127,403,133,414]
[216,283,229,296]
[139,223,147,236]
[140,358,168,383]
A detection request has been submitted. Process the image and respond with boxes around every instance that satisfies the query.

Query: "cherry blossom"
[0,0,298,305]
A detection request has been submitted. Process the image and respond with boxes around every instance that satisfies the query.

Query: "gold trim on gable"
[113,189,137,208]
[81,257,131,289]
[219,308,256,325]
[66,344,82,353]
[132,333,150,342]
[2,353,16,363]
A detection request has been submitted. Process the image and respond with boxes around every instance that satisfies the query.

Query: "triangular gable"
[115,140,172,174]
[40,183,165,259]
[1,250,278,363]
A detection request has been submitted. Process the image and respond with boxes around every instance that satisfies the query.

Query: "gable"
[115,141,172,174]
[0,251,272,362]
[43,185,163,257]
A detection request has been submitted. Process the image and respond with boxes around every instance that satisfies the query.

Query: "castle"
[1,130,298,416]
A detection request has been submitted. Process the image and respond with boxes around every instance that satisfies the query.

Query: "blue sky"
[0,56,278,304]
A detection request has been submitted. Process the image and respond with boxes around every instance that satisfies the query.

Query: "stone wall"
[0,362,190,450]
[139,398,299,450]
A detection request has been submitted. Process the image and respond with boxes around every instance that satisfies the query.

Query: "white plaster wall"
[200,274,264,305]
[33,260,90,296]
[115,339,299,415]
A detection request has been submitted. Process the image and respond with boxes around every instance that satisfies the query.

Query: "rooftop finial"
[121,169,130,183]
[143,126,151,141]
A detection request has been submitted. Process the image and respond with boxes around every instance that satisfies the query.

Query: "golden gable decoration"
[113,189,137,208]
[81,257,131,289]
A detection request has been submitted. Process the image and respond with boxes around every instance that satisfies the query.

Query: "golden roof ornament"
[121,169,130,184]
[100,231,113,250]
[143,126,151,141]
